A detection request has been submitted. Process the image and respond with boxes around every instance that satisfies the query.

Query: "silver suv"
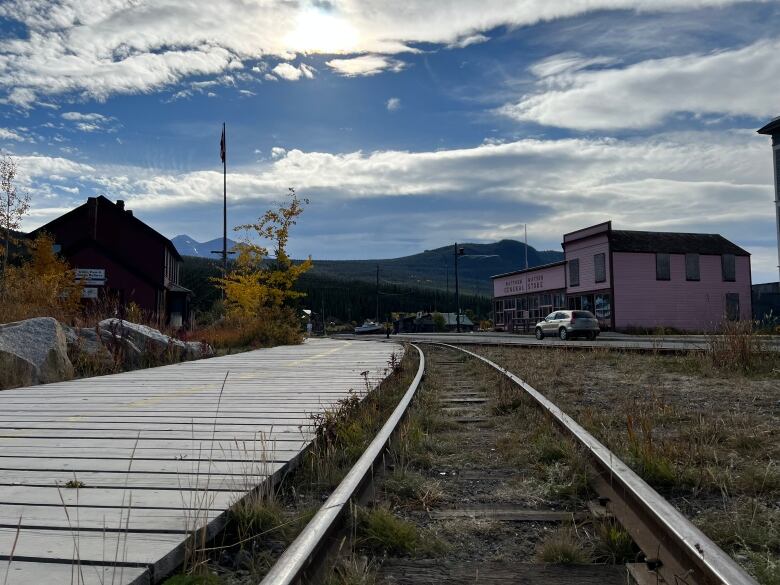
[535,310,600,341]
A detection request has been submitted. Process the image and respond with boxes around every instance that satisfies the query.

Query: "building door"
[725,293,740,321]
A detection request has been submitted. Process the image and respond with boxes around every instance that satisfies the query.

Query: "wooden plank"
[378,560,627,584]
[0,527,184,565]
[1,561,148,585]
[0,504,220,532]
[0,428,312,439]
[0,486,241,510]
[0,470,265,491]
[430,505,584,522]
[0,457,286,474]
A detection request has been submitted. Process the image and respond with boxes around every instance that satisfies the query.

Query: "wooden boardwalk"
[0,338,400,585]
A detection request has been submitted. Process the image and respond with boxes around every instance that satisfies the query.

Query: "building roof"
[32,196,182,262]
[166,282,193,294]
[757,116,780,135]
[609,230,749,256]
[490,260,566,280]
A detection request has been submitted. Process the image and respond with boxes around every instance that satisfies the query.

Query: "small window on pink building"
[569,259,580,287]
[594,253,606,283]
[655,253,670,281]
[721,254,736,282]
[685,253,700,281]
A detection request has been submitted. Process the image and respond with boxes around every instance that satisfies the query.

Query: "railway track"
[257,342,759,585]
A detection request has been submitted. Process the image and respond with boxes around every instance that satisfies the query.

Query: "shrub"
[192,307,303,349]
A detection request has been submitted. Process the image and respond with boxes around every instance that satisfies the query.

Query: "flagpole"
[222,122,227,297]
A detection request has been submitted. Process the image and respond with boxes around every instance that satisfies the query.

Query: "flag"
[219,124,226,164]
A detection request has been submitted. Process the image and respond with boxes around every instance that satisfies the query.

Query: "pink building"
[492,221,752,333]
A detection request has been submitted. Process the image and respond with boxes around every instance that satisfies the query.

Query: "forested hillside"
[180,255,492,323]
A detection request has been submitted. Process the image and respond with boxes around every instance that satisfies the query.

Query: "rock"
[184,341,215,360]
[63,325,118,372]
[0,317,74,389]
[98,319,187,363]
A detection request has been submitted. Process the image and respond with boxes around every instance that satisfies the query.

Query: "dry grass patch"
[468,344,780,584]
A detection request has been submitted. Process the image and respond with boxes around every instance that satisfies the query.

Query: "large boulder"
[0,317,74,389]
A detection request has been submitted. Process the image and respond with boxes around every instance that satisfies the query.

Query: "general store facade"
[493,221,752,333]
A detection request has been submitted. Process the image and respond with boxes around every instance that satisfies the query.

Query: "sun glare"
[285,9,359,54]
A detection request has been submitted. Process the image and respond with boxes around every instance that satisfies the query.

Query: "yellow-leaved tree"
[214,188,313,321]
[0,232,83,324]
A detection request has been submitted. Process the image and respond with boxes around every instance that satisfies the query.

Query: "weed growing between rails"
[468,344,780,584]
[160,348,418,584]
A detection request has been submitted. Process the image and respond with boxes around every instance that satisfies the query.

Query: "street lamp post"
[454,243,464,332]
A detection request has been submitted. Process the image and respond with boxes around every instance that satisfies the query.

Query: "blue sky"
[1,0,779,282]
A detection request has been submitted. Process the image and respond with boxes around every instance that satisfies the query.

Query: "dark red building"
[31,196,191,326]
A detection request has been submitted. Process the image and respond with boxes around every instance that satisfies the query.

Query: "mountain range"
[171,235,239,259]
[172,236,563,295]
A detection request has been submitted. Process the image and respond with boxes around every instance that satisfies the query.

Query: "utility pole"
[524,223,528,270]
[757,118,780,282]
[454,243,464,333]
[375,264,380,324]
[321,294,326,336]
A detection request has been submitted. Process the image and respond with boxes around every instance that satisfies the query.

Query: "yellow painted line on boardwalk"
[124,384,214,408]
[285,341,351,367]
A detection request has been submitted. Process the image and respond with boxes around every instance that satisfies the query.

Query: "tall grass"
[705,320,765,374]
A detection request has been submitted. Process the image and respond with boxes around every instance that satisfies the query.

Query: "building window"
[569,258,580,287]
[685,253,700,281]
[722,254,736,282]
[656,253,670,281]
[725,293,740,321]
[595,293,611,321]
[594,253,606,283]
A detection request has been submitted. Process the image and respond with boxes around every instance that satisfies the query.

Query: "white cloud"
[61,111,118,132]
[502,39,780,130]
[386,97,401,112]
[326,54,406,77]
[0,128,26,141]
[527,52,618,78]
[271,62,315,81]
[61,112,108,122]
[0,0,760,103]
[270,146,287,160]
[447,34,490,49]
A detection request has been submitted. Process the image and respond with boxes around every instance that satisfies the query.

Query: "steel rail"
[443,342,758,585]
[259,344,425,585]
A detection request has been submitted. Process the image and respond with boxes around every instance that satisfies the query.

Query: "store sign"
[75,268,106,286]
[81,287,99,299]
[493,264,566,297]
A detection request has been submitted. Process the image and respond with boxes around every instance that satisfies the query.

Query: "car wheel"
[535,328,544,340]
[587,331,596,341]
[558,328,568,341]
